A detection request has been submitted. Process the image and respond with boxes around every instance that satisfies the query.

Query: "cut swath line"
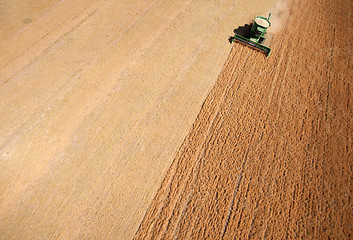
[221,148,249,239]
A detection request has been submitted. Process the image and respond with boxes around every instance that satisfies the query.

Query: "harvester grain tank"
[230,13,272,56]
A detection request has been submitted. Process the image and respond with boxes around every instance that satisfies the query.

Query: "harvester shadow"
[228,23,252,44]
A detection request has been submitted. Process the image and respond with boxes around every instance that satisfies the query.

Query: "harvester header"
[230,13,272,56]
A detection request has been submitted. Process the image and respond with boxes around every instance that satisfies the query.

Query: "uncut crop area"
[134,0,353,239]
[0,0,352,239]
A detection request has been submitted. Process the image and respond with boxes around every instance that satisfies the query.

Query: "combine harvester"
[230,13,272,57]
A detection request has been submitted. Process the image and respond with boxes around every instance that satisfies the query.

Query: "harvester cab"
[230,13,272,57]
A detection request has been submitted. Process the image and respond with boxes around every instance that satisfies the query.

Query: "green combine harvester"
[230,13,272,57]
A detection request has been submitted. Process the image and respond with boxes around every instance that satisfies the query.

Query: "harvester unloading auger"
[230,13,272,57]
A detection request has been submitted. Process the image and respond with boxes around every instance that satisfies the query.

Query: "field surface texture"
[0,0,280,239]
[135,0,353,239]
